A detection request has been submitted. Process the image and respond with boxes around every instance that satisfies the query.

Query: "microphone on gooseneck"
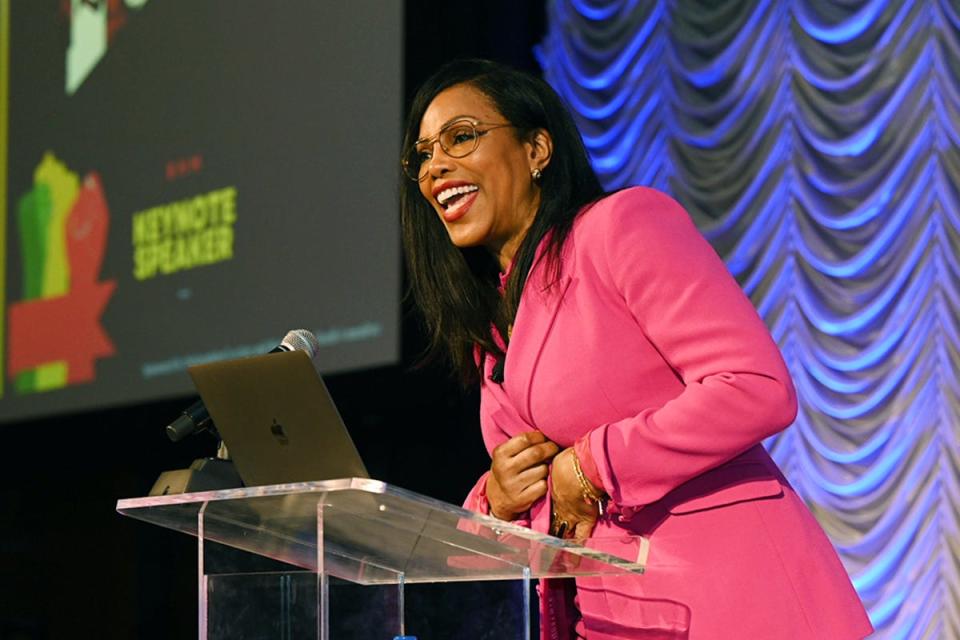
[164,329,321,442]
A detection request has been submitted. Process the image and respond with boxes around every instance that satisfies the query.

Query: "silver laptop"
[187,350,369,487]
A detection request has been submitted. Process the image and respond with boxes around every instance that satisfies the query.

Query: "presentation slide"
[2,1,402,422]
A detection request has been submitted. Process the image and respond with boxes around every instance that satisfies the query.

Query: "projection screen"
[1,0,402,422]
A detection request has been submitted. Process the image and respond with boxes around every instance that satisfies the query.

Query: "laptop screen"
[188,350,369,487]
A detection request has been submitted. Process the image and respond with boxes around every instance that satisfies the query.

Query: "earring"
[531,168,543,181]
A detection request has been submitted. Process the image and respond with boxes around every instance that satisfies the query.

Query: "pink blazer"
[464,188,872,639]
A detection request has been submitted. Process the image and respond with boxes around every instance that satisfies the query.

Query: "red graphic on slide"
[8,172,116,386]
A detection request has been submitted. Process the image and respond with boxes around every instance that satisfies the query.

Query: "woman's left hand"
[550,447,601,544]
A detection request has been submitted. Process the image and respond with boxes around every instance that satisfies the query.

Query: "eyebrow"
[416,115,477,144]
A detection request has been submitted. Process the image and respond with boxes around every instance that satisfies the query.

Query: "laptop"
[187,350,369,487]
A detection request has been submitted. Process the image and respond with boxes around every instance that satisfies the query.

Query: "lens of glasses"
[402,120,482,181]
[401,146,427,181]
[438,121,481,157]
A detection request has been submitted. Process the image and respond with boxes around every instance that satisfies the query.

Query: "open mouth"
[437,184,479,210]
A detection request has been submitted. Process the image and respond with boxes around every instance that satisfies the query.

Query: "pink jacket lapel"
[504,236,578,427]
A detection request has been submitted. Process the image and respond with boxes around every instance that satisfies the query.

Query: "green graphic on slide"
[15,152,78,392]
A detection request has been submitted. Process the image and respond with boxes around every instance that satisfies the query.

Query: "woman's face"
[416,83,549,270]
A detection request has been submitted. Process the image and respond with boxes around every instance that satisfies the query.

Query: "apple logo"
[270,418,289,445]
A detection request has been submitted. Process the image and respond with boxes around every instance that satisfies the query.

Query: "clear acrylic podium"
[117,478,646,639]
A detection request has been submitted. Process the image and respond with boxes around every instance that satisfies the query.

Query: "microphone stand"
[148,423,242,497]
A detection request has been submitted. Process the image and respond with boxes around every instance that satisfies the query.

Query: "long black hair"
[400,59,603,384]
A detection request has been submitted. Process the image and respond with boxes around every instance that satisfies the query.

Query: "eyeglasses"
[401,118,514,181]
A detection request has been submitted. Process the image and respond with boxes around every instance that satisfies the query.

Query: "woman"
[400,59,872,639]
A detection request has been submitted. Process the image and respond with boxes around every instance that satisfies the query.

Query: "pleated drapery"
[539,1,960,637]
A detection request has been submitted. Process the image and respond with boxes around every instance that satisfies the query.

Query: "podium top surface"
[117,478,646,585]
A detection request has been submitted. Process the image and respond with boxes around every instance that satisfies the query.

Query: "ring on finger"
[553,517,570,538]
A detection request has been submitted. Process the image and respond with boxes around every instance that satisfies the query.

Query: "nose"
[425,142,456,178]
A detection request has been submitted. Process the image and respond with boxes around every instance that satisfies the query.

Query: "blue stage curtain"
[539,1,958,636]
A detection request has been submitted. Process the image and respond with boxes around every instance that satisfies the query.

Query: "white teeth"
[437,184,478,205]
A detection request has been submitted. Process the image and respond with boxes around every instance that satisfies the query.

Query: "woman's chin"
[443,225,482,249]
[448,236,481,250]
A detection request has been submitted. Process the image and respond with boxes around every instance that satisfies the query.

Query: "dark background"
[0,1,546,638]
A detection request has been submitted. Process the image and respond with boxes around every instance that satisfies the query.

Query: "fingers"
[490,477,548,519]
[488,432,560,520]
[492,434,534,458]
[492,455,551,498]
[493,431,553,458]
[572,520,594,546]
[493,437,559,474]
[487,459,550,519]
[550,451,600,542]
[517,478,548,505]
[517,440,561,467]
[514,461,549,487]
[551,509,597,543]
[498,466,549,505]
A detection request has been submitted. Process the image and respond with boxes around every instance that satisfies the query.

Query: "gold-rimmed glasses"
[401,118,515,182]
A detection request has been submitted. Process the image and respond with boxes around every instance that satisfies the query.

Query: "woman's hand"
[487,431,560,521]
[550,448,601,544]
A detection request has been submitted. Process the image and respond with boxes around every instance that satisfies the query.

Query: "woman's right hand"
[487,431,560,520]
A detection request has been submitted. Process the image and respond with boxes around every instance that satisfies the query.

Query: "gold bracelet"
[572,451,603,507]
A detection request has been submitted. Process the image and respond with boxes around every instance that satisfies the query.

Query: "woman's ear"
[527,128,554,173]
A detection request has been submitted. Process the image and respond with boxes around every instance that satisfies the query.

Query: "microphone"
[164,329,321,442]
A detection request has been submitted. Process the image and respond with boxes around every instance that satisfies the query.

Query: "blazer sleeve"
[463,385,535,527]
[463,471,493,514]
[583,187,797,508]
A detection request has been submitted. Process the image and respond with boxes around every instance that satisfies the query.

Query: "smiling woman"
[400,61,601,385]
[414,87,551,269]
[399,59,872,639]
